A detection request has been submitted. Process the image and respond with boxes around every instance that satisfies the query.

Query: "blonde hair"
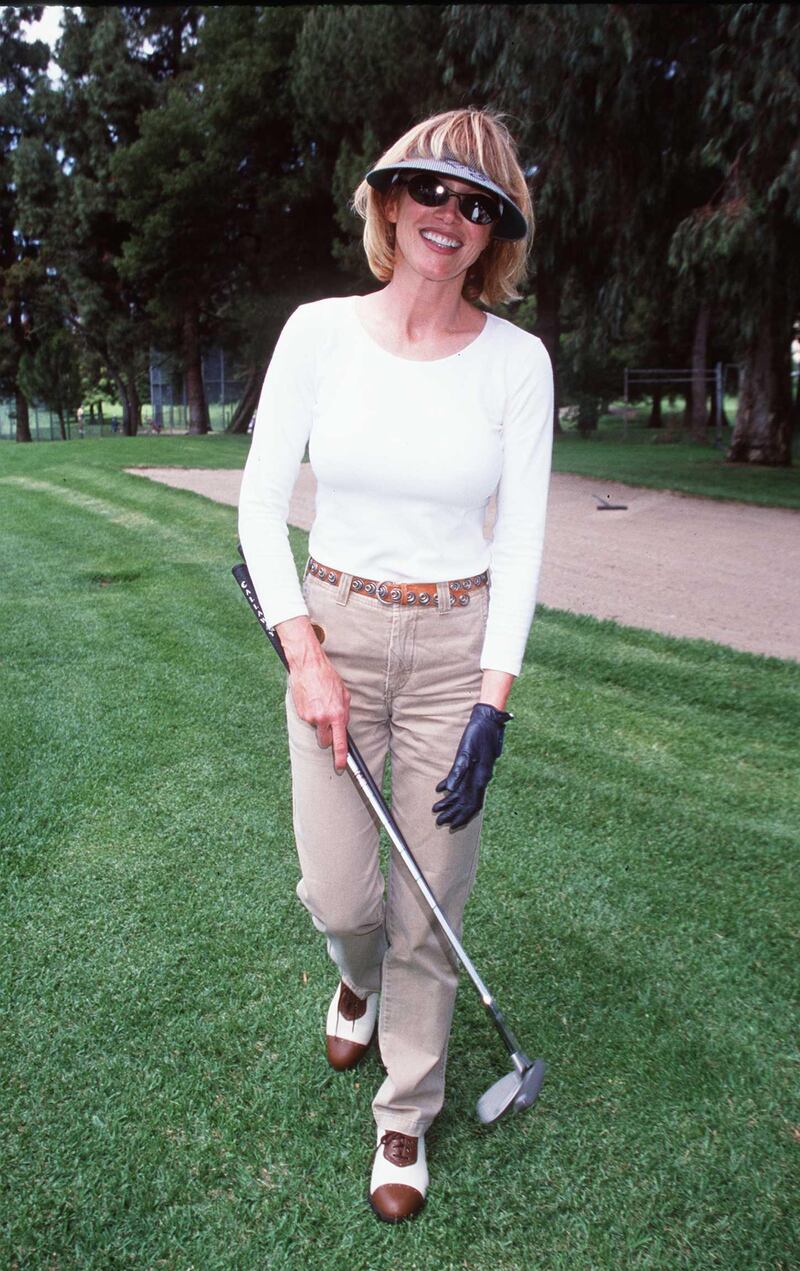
[352,108,533,306]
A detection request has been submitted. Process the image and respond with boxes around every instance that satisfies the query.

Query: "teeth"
[421,230,461,249]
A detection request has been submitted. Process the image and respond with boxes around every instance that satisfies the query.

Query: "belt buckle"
[377,582,402,606]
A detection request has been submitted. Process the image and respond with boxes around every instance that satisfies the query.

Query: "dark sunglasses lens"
[461,195,500,225]
[407,176,447,207]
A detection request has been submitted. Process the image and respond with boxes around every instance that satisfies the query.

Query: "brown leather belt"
[306,557,488,608]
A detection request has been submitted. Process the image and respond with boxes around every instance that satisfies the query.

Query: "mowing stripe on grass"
[0,474,163,533]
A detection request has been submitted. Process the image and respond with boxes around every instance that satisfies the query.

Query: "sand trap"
[128,465,800,662]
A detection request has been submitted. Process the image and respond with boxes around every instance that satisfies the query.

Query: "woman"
[238,107,553,1223]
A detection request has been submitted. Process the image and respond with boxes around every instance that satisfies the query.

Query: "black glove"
[432,703,512,830]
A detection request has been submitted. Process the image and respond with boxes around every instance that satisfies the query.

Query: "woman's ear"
[384,188,400,225]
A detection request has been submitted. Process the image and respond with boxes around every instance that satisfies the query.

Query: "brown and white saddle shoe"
[369,1130,428,1223]
[325,981,378,1071]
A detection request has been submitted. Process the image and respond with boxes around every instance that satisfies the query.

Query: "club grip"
[231,562,290,671]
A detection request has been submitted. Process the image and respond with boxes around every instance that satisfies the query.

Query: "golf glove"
[432,703,512,830]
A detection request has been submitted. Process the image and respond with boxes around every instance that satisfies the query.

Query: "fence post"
[220,348,226,429]
[623,368,629,440]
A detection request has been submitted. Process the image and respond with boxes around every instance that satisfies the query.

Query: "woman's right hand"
[276,615,351,772]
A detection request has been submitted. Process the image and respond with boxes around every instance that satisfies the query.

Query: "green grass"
[1,437,798,1269]
[7,405,799,508]
[554,410,800,508]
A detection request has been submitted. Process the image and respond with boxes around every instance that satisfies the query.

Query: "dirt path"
[128,465,800,662]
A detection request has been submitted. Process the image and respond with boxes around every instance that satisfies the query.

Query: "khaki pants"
[286,568,489,1135]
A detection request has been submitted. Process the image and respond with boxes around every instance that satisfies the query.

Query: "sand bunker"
[128,465,800,662]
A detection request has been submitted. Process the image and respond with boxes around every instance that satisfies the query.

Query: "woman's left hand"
[432,703,512,830]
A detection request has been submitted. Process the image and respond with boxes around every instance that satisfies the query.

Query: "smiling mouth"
[420,229,462,250]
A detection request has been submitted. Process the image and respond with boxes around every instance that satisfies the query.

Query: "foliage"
[444,3,795,459]
[12,7,161,432]
[196,7,325,363]
[667,6,800,462]
[17,327,83,425]
[0,5,49,420]
[290,5,450,284]
[669,8,800,324]
[3,4,798,460]
[446,8,728,373]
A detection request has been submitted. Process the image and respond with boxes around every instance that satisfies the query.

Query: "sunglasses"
[398,174,502,228]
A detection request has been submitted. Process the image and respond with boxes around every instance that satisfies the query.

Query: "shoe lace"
[380,1131,416,1166]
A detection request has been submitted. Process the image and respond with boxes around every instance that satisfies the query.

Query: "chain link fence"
[149,348,246,433]
[0,348,247,439]
[0,399,68,441]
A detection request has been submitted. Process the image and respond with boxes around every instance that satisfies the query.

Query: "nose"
[436,193,460,221]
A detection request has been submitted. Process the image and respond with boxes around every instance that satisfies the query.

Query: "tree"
[107,6,213,433]
[445,5,733,438]
[290,3,447,258]
[444,5,634,431]
[670,5,800,465]
[113,7,317,434]
[18,327,83,439]
[286,5,454,301]
[213,5,446,433]
[14,7,161,435]
[0,5,49,442]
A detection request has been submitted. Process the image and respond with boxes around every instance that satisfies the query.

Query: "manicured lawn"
[1,437,798,1268]
[553,417,800,509]
[4,418,799,508]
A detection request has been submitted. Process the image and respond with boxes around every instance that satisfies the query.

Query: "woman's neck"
[365,265,481,342]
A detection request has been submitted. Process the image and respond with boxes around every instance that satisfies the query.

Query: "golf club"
[232,552,546,1123]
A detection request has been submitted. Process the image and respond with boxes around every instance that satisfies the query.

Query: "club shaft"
[345,746,487,995]
[345,748,524,1057]
[232,557,523,1060]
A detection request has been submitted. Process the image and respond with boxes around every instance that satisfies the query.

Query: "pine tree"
[288,6,450,295]
[112,7,316,434]
[670,5,800,465]
[14,7,161,435]
[445,4,731,436]
[0,6,49,442]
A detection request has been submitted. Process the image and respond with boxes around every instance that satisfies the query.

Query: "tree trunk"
[533,265,562,434]
[120,382,132,434]
[183,303,209,434]
[682,381,693,433]
[705,386,729,430]
[58,408,67,441]
[690,303,710,442]
[792,368,800,435]
[113,373,134,436]
[648,386,663,428]
[125,371,141,436]
[8,299,32,442]
[728,314,793,466]
[228,361,265,434]
[15,387,32,443]
[577,394,599,437]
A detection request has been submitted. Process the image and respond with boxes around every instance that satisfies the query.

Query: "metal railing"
[622,363,733,443]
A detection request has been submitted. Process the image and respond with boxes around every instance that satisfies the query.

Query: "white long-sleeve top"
[238,296,553,676]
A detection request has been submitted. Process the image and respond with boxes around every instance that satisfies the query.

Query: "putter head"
[476,1057,546,1125]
